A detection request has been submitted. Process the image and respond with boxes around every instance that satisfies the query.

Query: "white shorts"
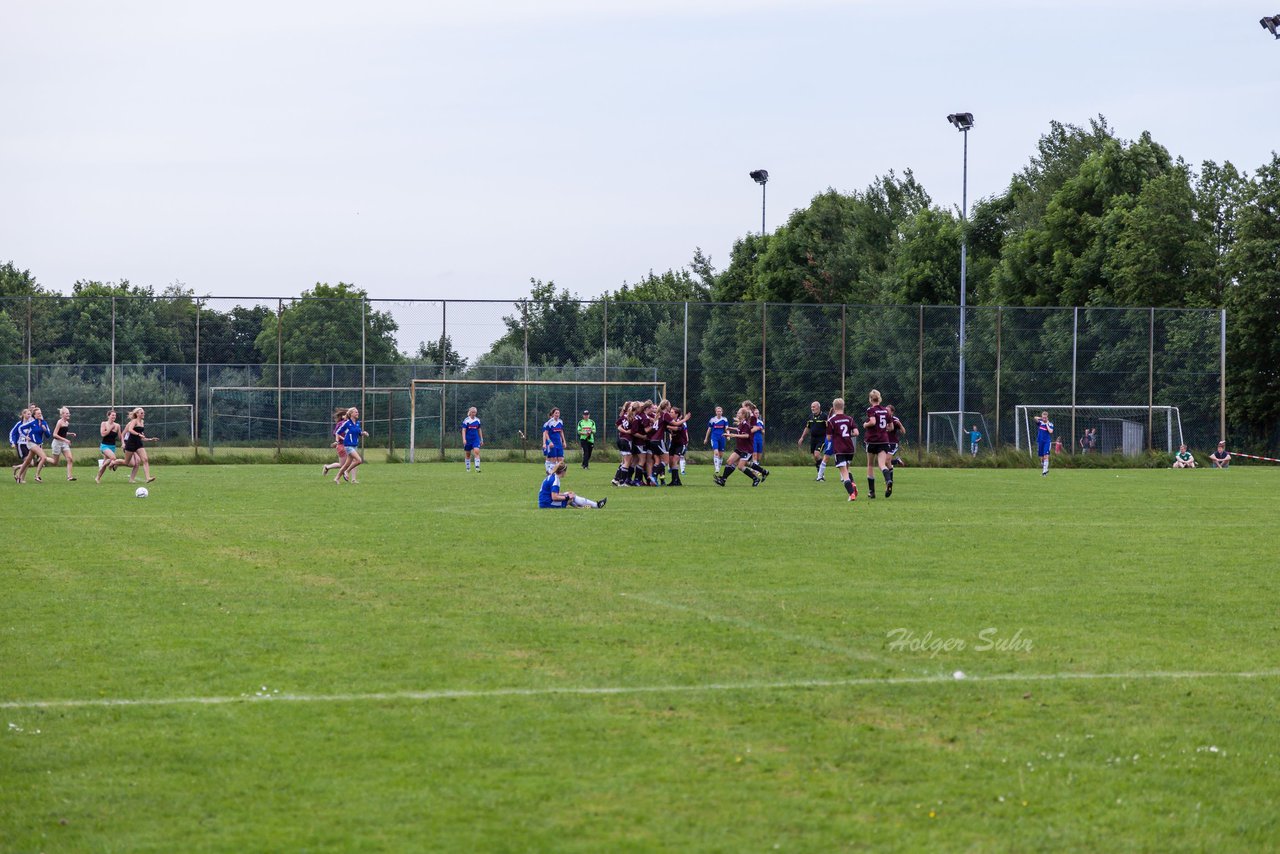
[51,439,71,456]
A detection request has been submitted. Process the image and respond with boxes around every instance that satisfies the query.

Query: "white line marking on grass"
[4,670,1280,711]
[621,592,887,664]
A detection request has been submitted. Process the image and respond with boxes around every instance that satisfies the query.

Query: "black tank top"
[103,427,120,445]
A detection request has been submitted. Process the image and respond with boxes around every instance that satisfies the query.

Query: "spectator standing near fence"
[968,425,982,458]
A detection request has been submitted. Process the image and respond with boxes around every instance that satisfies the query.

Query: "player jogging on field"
[1036,411,1054,476]
[704,406,729,475]
[15,406,52,484]
[334,407,368,484]
[863,390,894,499]
[826,398,860,501]
[885,404,905,471]
[48,406,77,481]
[798,400,828,479]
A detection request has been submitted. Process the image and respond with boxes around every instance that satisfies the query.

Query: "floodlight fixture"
[1262,15,1280,37]
[748,170,769,234]
[947,112,975,132]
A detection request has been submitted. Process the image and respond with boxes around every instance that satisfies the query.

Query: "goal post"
[64,404,195,445]
[408,378,668,462]
[1014,405,1183,457]
[205,386,407,453]
[925,411,993,454]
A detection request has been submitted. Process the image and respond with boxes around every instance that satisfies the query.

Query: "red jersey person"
[863,389,895,499]
[826,398,861,501]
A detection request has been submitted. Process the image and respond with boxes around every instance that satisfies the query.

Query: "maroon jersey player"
[863,388,895,499]
[611,401,635,487]
[826,397,860,501]
[714,404,765,487]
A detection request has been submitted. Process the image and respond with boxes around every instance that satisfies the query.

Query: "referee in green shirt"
[577,410,596,469]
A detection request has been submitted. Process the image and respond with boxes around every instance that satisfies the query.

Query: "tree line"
[2,116,1276,446]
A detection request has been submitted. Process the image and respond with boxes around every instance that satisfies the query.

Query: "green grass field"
[3,460,1278,851]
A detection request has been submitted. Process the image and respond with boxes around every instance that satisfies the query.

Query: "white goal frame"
[205,386,405,452]
[65,404,195,445]
[1014,405,1183,457]
[408,378,667,462]
[925,411,993,453]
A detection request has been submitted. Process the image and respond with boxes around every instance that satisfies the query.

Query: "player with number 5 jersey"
[863,389,894,499]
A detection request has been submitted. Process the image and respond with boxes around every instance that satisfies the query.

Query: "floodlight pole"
[947,113,974,454]
[750,170,769,235]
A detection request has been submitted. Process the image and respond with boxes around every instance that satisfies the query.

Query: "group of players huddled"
[609,399,695,487]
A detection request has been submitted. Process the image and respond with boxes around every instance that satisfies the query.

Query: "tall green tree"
[1225,154,1280,443]
[254,282,401,366]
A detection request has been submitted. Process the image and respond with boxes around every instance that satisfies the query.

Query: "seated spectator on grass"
[1172,444,1197,469]
[1209,441,1230,469]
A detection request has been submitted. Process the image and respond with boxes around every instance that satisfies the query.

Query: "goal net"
[1014,405,1183,456]
[926,411,992,454]
[205,386,411,452]
[409,378,669,462]
[65,404,195,445]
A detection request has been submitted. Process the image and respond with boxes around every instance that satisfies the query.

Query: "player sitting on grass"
[1172,444,1197,468]
[539,462,605,509]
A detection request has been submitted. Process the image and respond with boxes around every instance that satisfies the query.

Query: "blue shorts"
[710,436,726,452]
[1037,443,1051,457]
[822,439,833,455]
[544,445,564,458]
[100,443,117,454]
[344,445,360,455]
[753,438,764,454]
[464,441,481,452]
[539,500,568,509]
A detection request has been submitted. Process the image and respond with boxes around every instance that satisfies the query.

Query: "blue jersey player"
[1036,411,1054,476]
[538,461,605,509]
[541,408,565,473]
[703,406,729,475]
[461,407,483,472]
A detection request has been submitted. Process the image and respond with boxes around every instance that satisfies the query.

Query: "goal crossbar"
[1014,404,1183,456]
[408,378,667,462]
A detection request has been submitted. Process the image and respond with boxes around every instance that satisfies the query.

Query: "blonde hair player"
[47,406,78,481]
[862,390,894,499]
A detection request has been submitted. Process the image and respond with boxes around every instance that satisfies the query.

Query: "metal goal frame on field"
[205,386,406,453]
[1014,404,1183,457]
[925,411,994,454]
[408,378,667,462]
[64,404,195,445]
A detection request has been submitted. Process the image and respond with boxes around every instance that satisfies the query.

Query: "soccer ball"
[135,487,149,499]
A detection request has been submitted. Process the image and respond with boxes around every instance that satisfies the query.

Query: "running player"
[322,408,349,479]
[863,390,894,498]
[542,407,565,474]
[461,407,483,472]
[704,406,729,475]
[334,407,368,484]
[539,461,606,509]
[1036,411,1054,476]
[885,404,906,470]
[9,407,33,483]
[714,404,763,487]
[15,406,52,484]
[121,407,159,484]
[95,409,123,483]
[48,407,77,481]
[797,400,827,478]
[826,398,860,501]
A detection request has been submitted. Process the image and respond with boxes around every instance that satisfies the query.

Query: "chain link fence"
[0,295,1226,458]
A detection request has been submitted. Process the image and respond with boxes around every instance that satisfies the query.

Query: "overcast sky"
[3,1,1276,303]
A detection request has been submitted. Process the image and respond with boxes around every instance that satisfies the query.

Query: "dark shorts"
[867,443,892,456]
[835,453,856,466]
[16,443,29,459]
[616,438,633,454]
[886,443,899,456]
[123,436,143,454]
[646,440,664,456]
[669,443,687,457]
[809,437,826,454]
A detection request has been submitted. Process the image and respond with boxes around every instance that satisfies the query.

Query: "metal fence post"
[682,301,689,413]
[1220,309,1227,442]
[26,296,32,403]
[440,300,447,460]
[760,302,767,427]
[1070,306,1079,453]
[522,299,529,457]
[840,304,847,401]
[917,305,924,460]
[602,298,608,443]
[194,299,201,455]
[994,306,1002,448]
[1148,307,1155,452]
[276,299,283,459]
[110,296,116,408]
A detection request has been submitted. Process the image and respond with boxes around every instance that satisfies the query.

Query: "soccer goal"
[205,386,411,452]
[408,378,668,462]
[65,404,195,445]
[1014,405,1183,456]
[925,411,993,454]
